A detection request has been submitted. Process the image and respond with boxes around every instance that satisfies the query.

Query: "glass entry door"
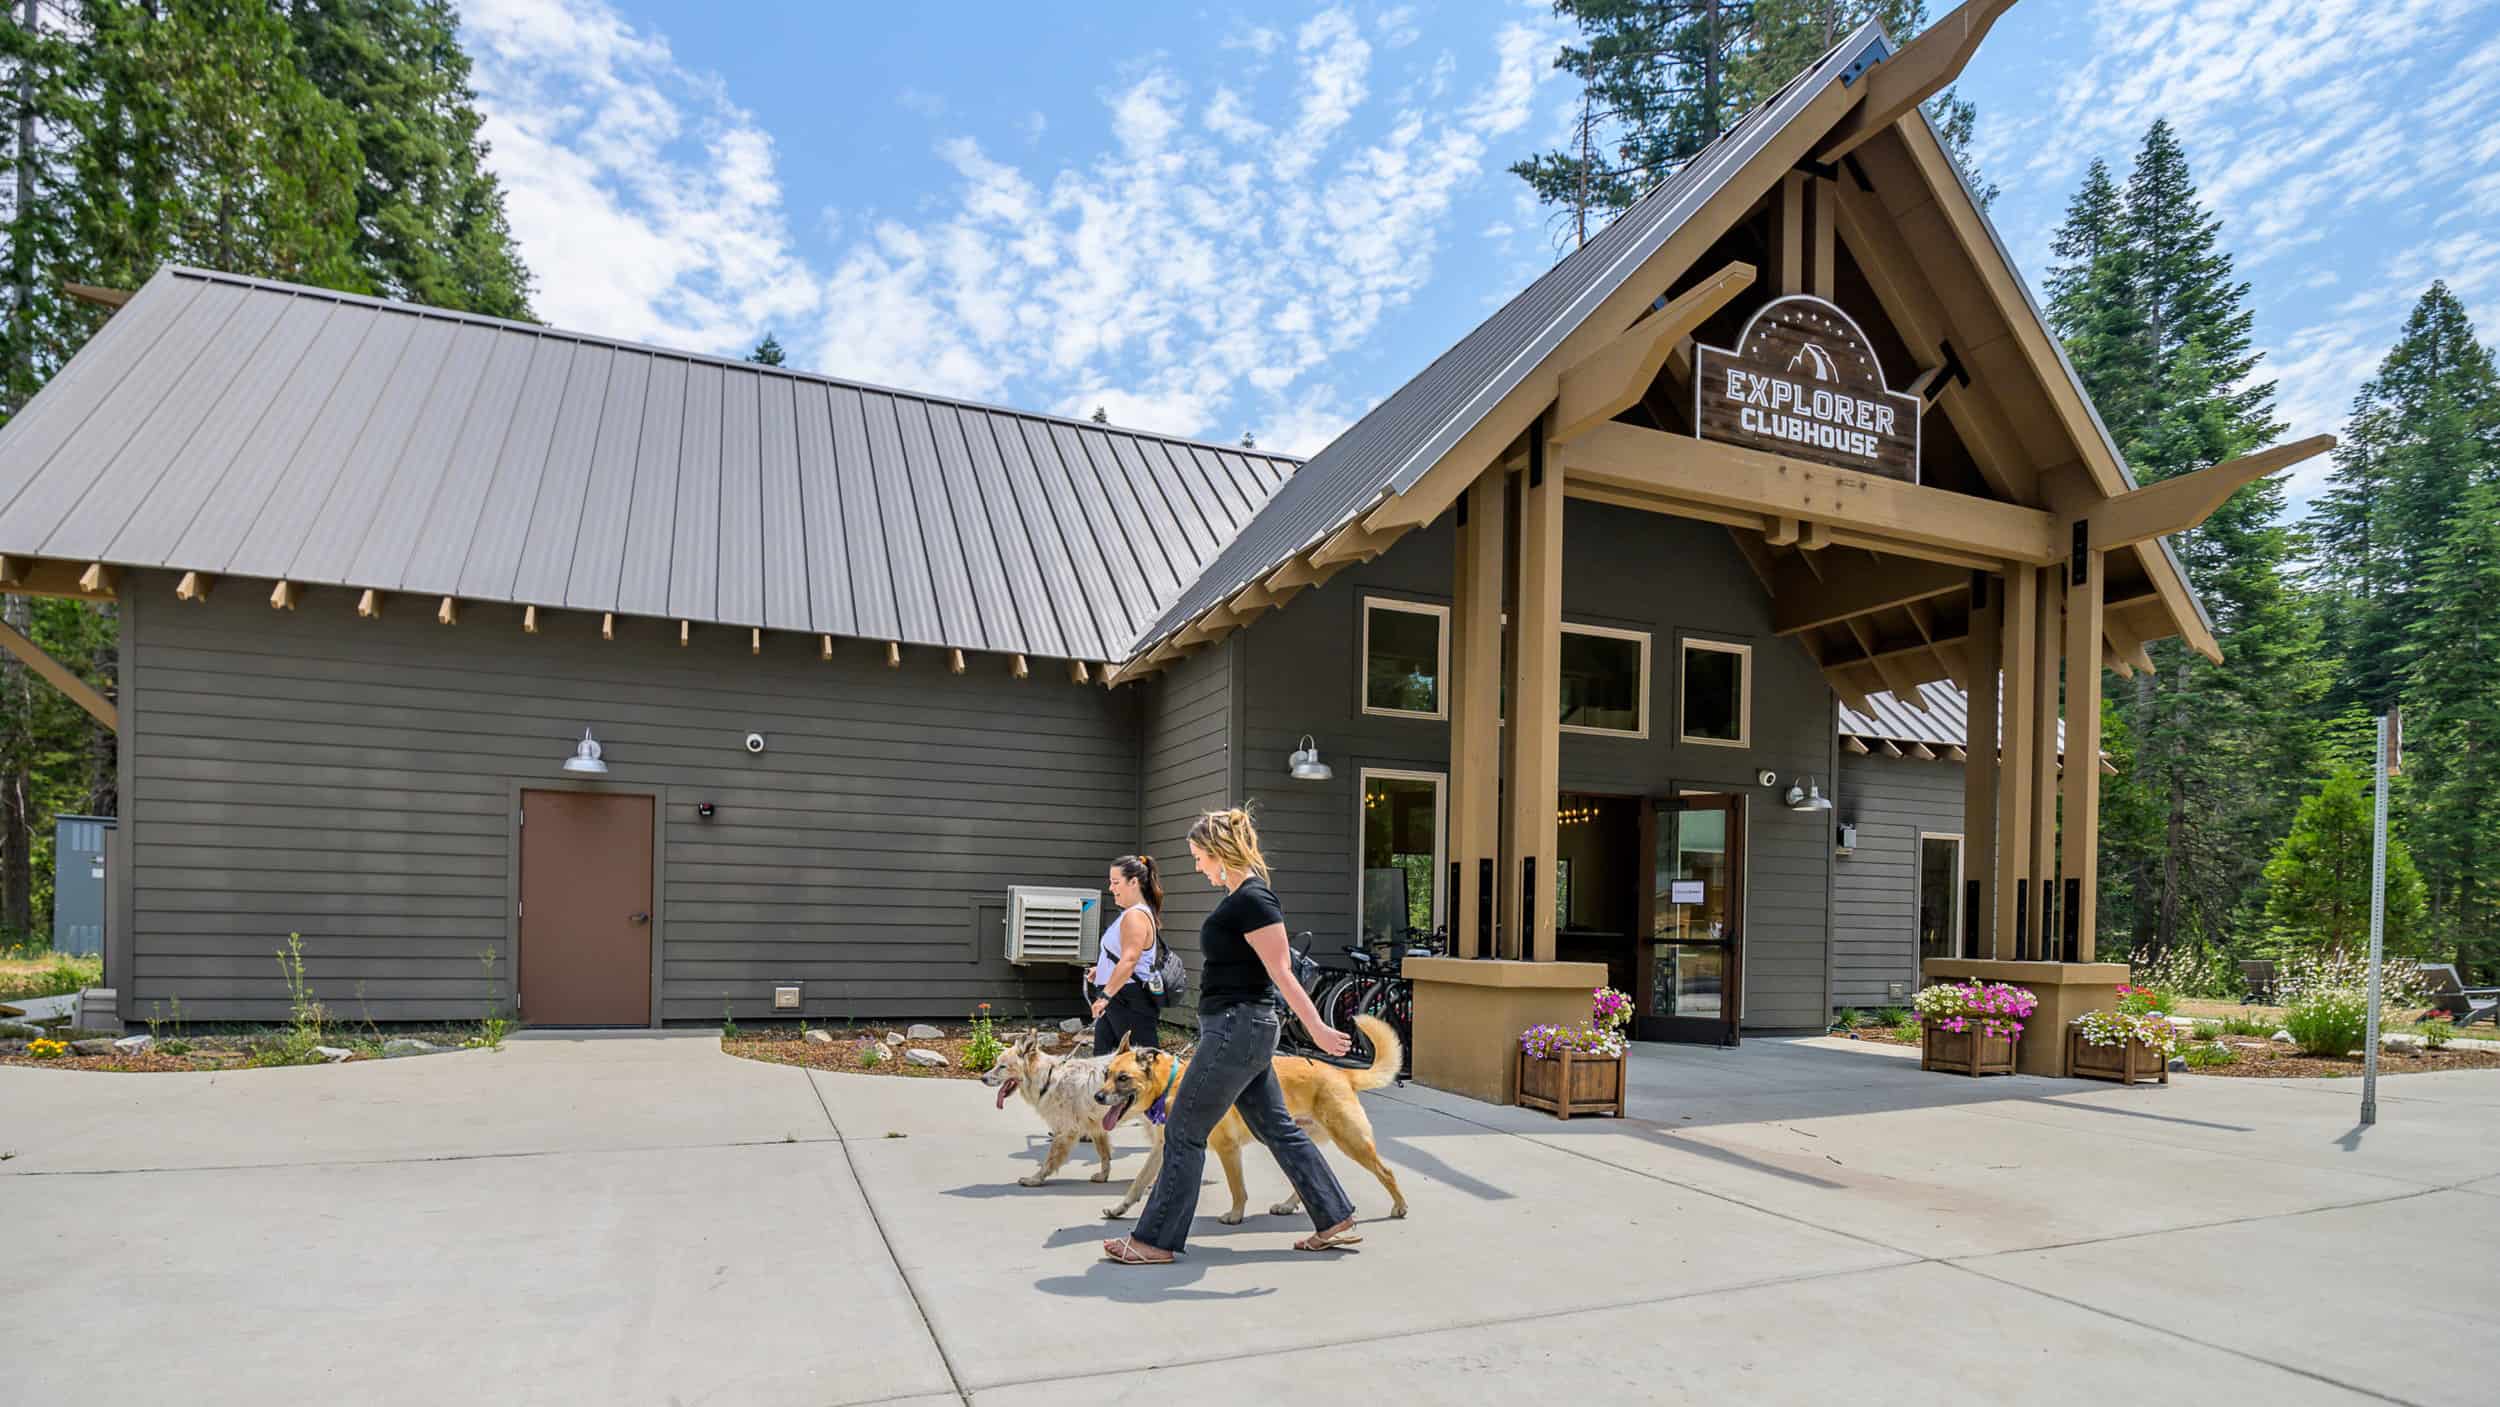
[1635,794,1744,1045]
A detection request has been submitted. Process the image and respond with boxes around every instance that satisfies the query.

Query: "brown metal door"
[1634,793,1744,1045]
[519,790,654,1027]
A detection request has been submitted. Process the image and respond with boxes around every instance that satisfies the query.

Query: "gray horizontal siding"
[123,572,1139,1025]
[1833,750,1965,1010]
[1235,498,1836,1030]
[1137,635,1236,1015]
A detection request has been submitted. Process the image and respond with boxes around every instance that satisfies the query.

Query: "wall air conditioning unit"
[1005,885,1098,965]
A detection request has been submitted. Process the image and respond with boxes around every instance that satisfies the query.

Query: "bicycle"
[1283,926,1445,1078]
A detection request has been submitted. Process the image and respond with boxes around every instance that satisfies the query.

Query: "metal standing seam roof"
[1129,24,1893,656]
[0,267,1301,664]
[1837,682,2072,757]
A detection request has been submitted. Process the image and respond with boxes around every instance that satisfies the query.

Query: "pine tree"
[2402,473,2500,978]
[2,0,81,423]
[2311,284,2500,717]
[1515,3,1993,242]
[2260,765,2428,959]
[72,0,364,291]
[1089,406,1108,424]
[2044,158,2153,448]
[285,0,533,318]
[748,333,786,366]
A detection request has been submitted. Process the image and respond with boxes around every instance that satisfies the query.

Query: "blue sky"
[458,0,2500,505]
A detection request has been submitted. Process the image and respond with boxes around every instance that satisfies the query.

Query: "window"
[1362,598,1448,719]
[1560,625,1649,736]
[1918,834,1963,962]
[1360,770,1444,944]
[1679,638,1751,747]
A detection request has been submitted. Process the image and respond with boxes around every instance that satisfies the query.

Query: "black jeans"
[1091,983,1160,1055]
[1131,1002,1356,1254]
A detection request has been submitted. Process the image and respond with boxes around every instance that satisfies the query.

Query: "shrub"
[26,1037,67,1059]
[2275,949,2431,1013]
[1872,1005,1909,1026]
[1830,1006,1862,1032]
[2420,1019,2454,1050]
[965,1003,1002,1074]
[1890,1017,1919,1043]
[2284,987,2370,1057]
[857,1039,886,1068]
[2182,1043,2238,1069]
[2191,1020,2222,1042]
[2126,947,2240,1001]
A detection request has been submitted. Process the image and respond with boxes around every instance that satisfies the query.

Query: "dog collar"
[1147,1091,1170,1125]
[1036,1064,1056,1099]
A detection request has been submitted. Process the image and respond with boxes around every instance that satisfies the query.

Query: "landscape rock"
[382,1038,439,1056]
[2166,1056,2187,1072]
[0,1020,38,1039]
[883,1031,906,1046]
[0,1039,25,1054]
[70,1038,115,1056]
[2381,1033,2426,1053]
[903,1047,949,1068]
[314,1045,354,1062]
[803,1029,835,1045]
[906,1023,943,1040]
[1059,1017,1085,1034]
[2270,1030,2297,1045]
[115,1034,155,1053]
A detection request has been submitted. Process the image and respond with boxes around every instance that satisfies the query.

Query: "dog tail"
[1350,1015,1403,1092]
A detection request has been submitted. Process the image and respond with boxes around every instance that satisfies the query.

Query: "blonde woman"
[1102,808,1363,1265]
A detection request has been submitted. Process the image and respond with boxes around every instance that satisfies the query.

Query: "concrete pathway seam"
[3,1134,844,1178]
[805,1068,974,1407]
[1940,1259,2410,1406]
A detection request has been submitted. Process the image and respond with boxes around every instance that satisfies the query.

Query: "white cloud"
[464,0,1568,461]
[462,0,818,350]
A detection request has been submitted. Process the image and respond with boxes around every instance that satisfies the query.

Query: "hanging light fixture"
[1784,774,1832,812]
[563,728,609,775]
[1287,734,1333,781]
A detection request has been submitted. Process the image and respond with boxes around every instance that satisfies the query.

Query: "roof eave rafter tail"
[1816,0,2021,164]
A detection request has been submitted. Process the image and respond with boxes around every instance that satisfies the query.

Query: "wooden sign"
[1693,294,1921,482]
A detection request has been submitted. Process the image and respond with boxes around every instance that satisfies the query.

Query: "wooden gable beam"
[2083,436,2335,549]
[1551,262,1757,444]
[176,571,213,603]
[1561,422,2061,566]
[0,612,115,733]
[1817,0,2020,163]
[62,281,132,311]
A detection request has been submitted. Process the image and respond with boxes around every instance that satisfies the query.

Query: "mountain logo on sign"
[1786,343,1840,382]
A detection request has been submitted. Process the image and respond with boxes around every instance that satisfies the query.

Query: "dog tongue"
[1100,1106,1121,1132]
[994,1080,1015,1111]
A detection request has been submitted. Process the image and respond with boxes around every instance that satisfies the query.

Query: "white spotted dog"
[980,1029,1153,1188]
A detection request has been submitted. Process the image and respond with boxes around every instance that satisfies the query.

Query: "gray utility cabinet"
[53,814,114,957]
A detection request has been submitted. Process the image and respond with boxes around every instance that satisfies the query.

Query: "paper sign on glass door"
[1669,881,1705,904]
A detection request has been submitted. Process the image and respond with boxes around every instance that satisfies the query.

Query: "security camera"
[1757,768,1779,788]
[744,732,766,754]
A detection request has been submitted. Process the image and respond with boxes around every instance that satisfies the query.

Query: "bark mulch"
[0,1045,341,1074]
[2180,1039,2500,1079]
[723,1024,1063,1081]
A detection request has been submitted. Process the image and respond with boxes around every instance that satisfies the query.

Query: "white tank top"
[1093,904,1156,987]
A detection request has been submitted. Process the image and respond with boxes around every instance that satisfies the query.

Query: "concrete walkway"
[5,1032,2493,1405]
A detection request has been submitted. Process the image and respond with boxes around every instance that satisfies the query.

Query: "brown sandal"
[1101,1236,1175,1265]
[1294,1219,1363,1251]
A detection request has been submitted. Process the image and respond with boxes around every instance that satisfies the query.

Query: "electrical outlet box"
[772,985,802,1011]
[1888,980,1907,999]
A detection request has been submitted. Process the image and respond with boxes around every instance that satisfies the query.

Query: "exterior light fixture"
[563,728,609,775]
[1784,775,1833,812]
[1287,735,1334,782]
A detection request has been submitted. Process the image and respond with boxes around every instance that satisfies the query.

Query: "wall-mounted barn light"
[562,728,609,775]
[1287,735,1333,782]
[1784,775,1832,812]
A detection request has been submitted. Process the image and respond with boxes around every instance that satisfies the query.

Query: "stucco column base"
[1922,959,2130,1078]
[1407,958,1611,1104]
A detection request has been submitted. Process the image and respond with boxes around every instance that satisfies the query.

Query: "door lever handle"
[629,912,651,924]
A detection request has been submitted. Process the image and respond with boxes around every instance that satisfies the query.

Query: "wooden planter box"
[1920,1021,2016,1077]
[1517,1048,1626,1118]
[2067,1026,2169,1085]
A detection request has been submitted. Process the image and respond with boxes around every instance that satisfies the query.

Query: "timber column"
[2028,565,2063,959]
[1995,566,2039,956]
[1961,574,2001,957]
[1449,467,1506,958]
[1504,429,1564,961]
[2060,538,2106,958]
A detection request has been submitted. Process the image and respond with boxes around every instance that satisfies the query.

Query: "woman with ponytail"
[1088,854,1165,1055]
[1103,807,1364,1265]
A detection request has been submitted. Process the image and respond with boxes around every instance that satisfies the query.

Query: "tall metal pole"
[2361,711,2389,1126]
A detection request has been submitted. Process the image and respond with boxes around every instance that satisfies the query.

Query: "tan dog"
[980,1030,1139,1186]
[1095,1014,1408,1224]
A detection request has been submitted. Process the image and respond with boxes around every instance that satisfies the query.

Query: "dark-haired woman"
[1088,854,1164,1055]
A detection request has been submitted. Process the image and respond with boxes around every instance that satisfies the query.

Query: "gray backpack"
[1146,937,1189,1008]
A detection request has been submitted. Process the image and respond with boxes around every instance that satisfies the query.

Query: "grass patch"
[0,953,99,1003]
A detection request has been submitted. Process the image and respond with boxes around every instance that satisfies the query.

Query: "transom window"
[1560,624,1649,737]
[1679,638,1751,748]
[1361,597,1448,719]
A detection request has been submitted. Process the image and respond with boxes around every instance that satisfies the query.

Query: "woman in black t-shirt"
[1103,808,1363,1265]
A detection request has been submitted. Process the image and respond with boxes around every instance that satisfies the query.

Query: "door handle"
[629,912,650,924]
